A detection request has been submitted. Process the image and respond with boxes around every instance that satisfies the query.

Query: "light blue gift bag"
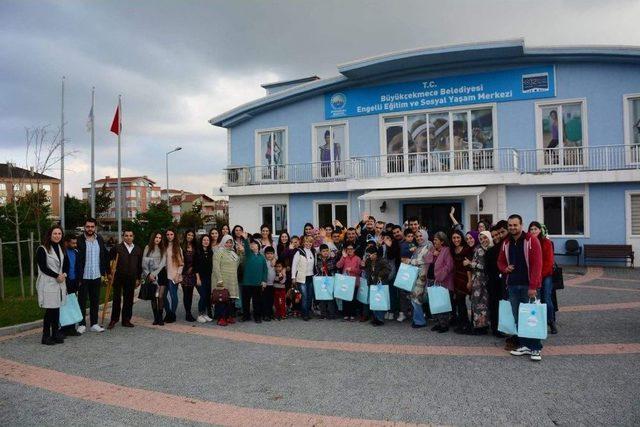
[517,300,548,340]
[333,274,356,301]
[313,276,334,301]
[356,277,369,305]
[59,293,83,326]
[369,283,390,311]
[497,300,517,335]
[427,285,452,314]
[393,263,420,292]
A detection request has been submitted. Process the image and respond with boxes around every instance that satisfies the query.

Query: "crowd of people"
[36,210,559,361]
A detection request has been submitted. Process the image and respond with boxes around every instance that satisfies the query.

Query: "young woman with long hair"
[209,228,221,247]
[36,225,67,345]
[220,224,230,238]
[529,221,557,334]
[259,224,273,252]
[163,228,183,323]
[143,231,167,325]
[196,234,214,323]
[181,229,200,322]
[276,231,290,261]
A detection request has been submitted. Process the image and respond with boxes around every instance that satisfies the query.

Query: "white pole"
[165,152,169,202]
[60,76,65,229]
[116,95,122,242]
[90,87,96,218]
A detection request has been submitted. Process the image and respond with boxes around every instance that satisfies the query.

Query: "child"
[273,260,287,320]
[336,242,362,321]
[315,244,337,319]
[363,245,392,326]
[241,239,268,323]
[262,246,277,321]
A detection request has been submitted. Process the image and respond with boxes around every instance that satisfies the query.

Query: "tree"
[128,202,174,246]
[178,210,203,230]
[64,195,89,230]
[94,183,113,221]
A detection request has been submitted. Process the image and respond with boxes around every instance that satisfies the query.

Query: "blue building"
[209,40,640,264]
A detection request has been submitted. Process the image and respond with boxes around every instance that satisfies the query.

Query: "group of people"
[36,210,559,361]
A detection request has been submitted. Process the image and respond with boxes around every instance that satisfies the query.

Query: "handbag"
[369,283,390,311]
[356,277,369,305]
[427,285,452,314]
[59,293,83,326]
[333,273,356,301]
[517,299,548,340]
[211,287,230,304]
[138,279,156,301]
[552,263,564,290]
[497,300,517,335]
[313,276,335,301]
[393,263,420,292]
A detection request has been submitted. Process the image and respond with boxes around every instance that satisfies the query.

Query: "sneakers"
[510,346,532,356]
[397,313,406,322]
[197,315,207,323]
[203,315,213,322]
[90,324,105,332]
[530,350,542,361]
[76,325,86,334]
[217,318,228,327]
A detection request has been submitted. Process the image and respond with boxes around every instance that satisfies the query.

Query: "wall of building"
[229,194,289,233]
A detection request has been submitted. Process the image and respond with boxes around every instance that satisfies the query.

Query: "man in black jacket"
[76,218,109,333]
[108,229,143,329]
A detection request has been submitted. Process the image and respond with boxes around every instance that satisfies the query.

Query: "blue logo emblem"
[330,93,346,110]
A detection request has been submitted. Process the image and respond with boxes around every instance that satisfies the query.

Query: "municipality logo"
[330,93,346,110]
[522,73,549,93]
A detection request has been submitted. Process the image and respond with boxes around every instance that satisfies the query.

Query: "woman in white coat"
[36,225,68,345]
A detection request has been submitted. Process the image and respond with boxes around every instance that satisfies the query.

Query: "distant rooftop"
[0,163,59,181]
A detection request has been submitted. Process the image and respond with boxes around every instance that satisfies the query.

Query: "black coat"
[76,234,109,279]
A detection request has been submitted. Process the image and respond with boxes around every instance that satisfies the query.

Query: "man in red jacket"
[498,214,544,361]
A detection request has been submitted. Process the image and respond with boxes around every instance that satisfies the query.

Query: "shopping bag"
[393,263,420,292]
[59,293,83,326]
[517,300,548,340]
[369,284,390,311]
[356,277,369,305]
[497,299,517,335]
[427,285,452,314]
[313,276,335,301]
[333,274,355,301]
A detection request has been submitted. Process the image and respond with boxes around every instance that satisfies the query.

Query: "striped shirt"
[83,237,101,280]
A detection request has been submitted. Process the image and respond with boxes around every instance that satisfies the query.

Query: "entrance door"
[403,202,462,236]
[626,191,640,266]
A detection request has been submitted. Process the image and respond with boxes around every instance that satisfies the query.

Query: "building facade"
[82,175,161,221]
[210,40,640,262]
[0,163,61,217]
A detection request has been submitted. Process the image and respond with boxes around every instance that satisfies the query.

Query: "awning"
[357,186,486,201]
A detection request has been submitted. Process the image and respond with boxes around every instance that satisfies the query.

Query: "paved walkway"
[1,267,639,426]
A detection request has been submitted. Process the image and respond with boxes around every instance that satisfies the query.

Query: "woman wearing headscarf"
[529,221,557,334]
[450,229,472,333]
[408,229,433,328]
[463,230,493,335]
[212,234,244,325]
[422,231,454,333]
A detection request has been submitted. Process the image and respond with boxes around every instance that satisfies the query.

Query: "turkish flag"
[110,105,120,135]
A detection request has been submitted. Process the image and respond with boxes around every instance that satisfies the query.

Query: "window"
[42,184,51,192]
[261,204,288,235]
[13,184,20,191]
[624,94,640,164]
[255,128,286,181]
[316,202,348,228]
[536,100,587,167]
[382,105,495,174]
[313,122,348,179]
[0,183,5,191]
[540,193,587,236]
[0,196,5,204]
[25,184,32,191]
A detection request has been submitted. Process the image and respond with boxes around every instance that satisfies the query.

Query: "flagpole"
[90,87,96,218]
[60,76,65,230]
[116,95,122,242]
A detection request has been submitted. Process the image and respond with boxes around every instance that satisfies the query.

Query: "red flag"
[110,105,120,135]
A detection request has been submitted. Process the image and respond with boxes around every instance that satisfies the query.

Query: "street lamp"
[165,146,182,202]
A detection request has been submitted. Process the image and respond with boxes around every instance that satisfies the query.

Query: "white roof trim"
[357,186,486,201]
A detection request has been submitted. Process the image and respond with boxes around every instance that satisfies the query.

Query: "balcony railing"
[225,145,640,187]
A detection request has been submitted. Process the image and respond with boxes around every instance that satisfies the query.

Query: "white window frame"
[378,103,498,175]
[536,185,589,238]
[254,127,288,182]
[534,98,588,169]
[0,196,6,204]
[259,203,289,236]
[623,93,640,165]
[313,200,349,228]
[42,184,51,192]
[0,183,5,191]
[311,120,349,179]
[625,190,640,241]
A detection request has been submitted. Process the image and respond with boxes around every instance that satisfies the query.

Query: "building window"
[536,100,587,168]
[0,183,5,191]
[13,184,20,191]
[624,94,640,164]
[25,184,32,192]
[540,194,586,236]
[255,128,286,181]
[316,201,348,228]
[42,184,51,192]
[312,122,348,179]
[382,105,494,174]
[0,196,5,204]
[261,204,288,235]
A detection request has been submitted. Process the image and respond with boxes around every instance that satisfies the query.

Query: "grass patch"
[0,277,112,328]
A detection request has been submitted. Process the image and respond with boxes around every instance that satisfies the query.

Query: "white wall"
[228,194,289,232]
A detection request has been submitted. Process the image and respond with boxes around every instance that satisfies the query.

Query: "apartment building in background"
[82,175,162,222]
[0,163,61,217]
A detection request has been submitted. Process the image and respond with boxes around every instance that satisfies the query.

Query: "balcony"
[224,145,640,187]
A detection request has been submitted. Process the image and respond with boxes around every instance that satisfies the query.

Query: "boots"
[549,321,558,334]
[41,333,55,345]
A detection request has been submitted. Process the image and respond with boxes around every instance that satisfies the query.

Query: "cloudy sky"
[1,0,639,198]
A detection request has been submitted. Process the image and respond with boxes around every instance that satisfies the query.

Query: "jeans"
[541,275,555,323]
[196,275,212,315]
[78,278,101,326]
[412,300,427,326]
[299,276,314,317]
[164,280,179,315]
[508,285,543,351]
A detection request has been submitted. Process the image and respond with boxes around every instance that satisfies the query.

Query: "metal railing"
[224,145,640,186]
